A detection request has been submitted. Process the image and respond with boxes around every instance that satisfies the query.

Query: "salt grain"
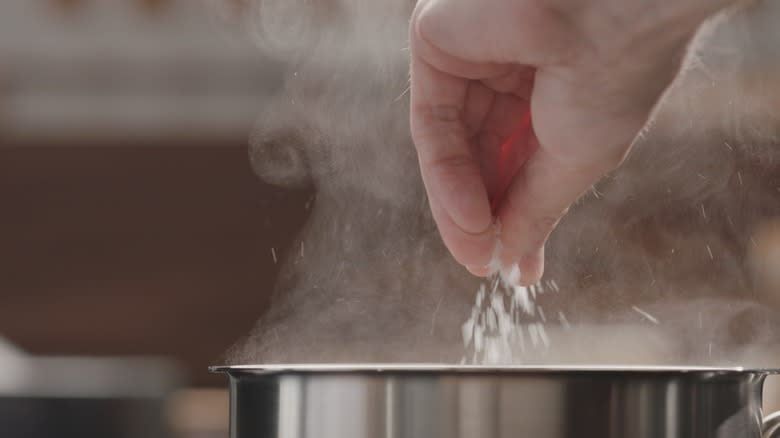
[538,306,547,323]
[536,323,550,348]
[632,306,660,324]
[558,312,570,330]
[271,247,277,264]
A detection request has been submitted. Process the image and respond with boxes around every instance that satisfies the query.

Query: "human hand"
[409,0,735,284]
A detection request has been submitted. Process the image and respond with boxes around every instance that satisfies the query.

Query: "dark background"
[0,142,311,387]
[0,0,307,388]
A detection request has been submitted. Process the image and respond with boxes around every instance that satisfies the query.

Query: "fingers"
[410,23,496,270]
[415,0,575,67]
[496,142,622,285]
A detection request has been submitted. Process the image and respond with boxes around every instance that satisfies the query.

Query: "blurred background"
[0,0,311,436]
[2,1,780,438]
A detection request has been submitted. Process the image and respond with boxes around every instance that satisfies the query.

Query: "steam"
[227,0,780,367]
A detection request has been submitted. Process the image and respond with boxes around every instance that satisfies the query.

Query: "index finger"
[409,27,496,269]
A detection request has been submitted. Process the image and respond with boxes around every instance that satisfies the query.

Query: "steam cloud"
[226,0,780,367]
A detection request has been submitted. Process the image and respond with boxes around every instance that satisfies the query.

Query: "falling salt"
[271,247,277,264]
[461,316,475,347]
[476,285,486,307]
[430,296,443,335]
[394,84,412,102]
[737,171,743,186]
[487,309,498,332]
[632,306,660,324]
[724,141,734,151]
[528,323,540,348]
[301,242,305,258]
[517,325,527,350]
[706,244,714,260]
[474,325,484,352]
[700,204,707,220]
[502,264,522,286]
[461,267,557,364]
[513,285,535,316]
[558,312,570,329]
[536,323,550,348]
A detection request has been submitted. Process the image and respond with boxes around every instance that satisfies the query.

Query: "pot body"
[213,365,779,438]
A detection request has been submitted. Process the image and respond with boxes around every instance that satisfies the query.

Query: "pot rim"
[209,363,780,375]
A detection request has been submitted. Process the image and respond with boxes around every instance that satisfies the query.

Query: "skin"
[409,0,740,285]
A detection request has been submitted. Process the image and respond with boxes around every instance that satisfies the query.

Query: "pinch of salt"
[502,264,522,286]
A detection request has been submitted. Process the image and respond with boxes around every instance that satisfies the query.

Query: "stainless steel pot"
[212,364,780,438]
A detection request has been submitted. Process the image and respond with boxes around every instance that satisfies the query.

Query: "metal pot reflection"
[213,364,780,438]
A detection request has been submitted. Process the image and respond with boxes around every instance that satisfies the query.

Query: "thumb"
[496,138,627,285]
[415,0,574,66]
